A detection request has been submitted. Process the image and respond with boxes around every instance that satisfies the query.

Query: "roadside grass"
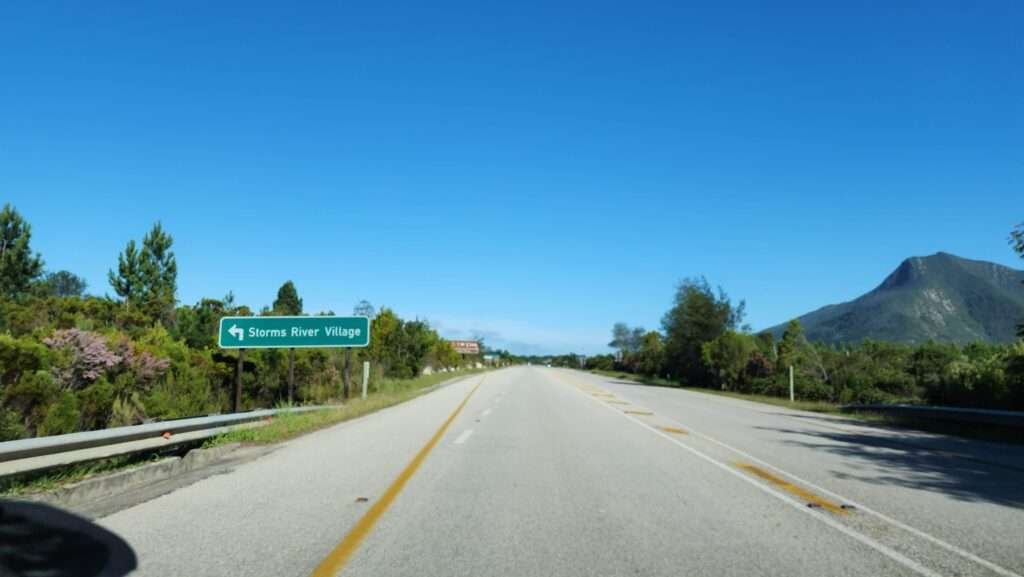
[587,369,1024,444]
[674,386,846,414]
[591,369,846,413]
[1,369,488,496]
[0,453,167,497]
[206,368,487,447]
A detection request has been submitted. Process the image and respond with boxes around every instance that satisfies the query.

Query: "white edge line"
[678,424,1022,577]
[581,370,1023,577]
[453,429,474,445]
[594,378,1024,577]
[560,375,943,577]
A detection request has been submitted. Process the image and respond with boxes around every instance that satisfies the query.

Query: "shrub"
[144,363,220,420]
[3,370,61,435]
[0,407,27,441]
[39,391,80,436]
[43,328,120,390]
[77,377,115,430]
[0,334,50,386]
[109,393,146,427]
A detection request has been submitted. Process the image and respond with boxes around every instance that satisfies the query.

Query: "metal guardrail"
[842,404,1024,428]
[0,405,338,478]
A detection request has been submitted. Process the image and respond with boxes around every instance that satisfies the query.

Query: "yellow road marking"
[624,410,653,416]
[735,463,847,515]
[658,426,688,435]
[607,401,630,405]
[310,380,483,577]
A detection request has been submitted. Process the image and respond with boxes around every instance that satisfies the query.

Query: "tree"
[609,322,631,356]
[432,339,461,370]
[702,331,757,390]
[368,307,401,375]
[272,281,303,315]
[661,277,745,385]
[778,318,829,383]
[109,240,143,307]
[778,319,806,370]
[630,327,646,353]
[396,320,436,378]
[139,222,177,319]
[635,331,665,376]
[1011,222,1024,258]
[272,281,303,402]
[173,297,229,349]
[609,322,646,357]
[40,270,87,297]
[353,300,375,318]
[1005,341,1024,410]
[110,223,177,321]
[0,204,44,298]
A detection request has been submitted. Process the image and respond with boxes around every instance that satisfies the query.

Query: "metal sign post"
[362,361,370,399]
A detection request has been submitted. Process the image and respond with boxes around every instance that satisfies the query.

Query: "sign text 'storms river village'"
[218,316,371,349]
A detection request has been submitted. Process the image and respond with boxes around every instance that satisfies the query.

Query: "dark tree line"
[590,226,1024,411]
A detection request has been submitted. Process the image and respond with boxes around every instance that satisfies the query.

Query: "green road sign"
[218,316,370,349]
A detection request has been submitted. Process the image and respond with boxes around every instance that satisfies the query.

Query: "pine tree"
[109,223,177,321]
[140,222,177,314]
[0,204,44,298]
[108,240,144,306]
[272,281,303,315]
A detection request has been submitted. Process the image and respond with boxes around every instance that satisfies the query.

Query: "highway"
[99,367,1024,577]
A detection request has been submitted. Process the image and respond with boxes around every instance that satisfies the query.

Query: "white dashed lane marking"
[453,429,474,445]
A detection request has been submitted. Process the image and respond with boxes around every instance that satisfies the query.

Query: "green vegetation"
[0,454,154,496]
[0,204,44,298]
[589,369,844,413]
[0,369,487,496]
[208,369,486,446]
[0,204,506,442]
[565,225,1024,412]
[587,313,1024,410]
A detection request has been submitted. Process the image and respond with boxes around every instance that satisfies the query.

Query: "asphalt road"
[99,367,1024,577]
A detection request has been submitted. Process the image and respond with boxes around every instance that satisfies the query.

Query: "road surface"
[99,367,1024,577]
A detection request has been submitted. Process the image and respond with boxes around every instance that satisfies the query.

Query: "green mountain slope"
[770,252,1024,344]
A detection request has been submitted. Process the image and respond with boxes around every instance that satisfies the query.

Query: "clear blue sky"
[2,1,1021,355]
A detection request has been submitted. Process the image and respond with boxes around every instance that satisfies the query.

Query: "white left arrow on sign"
[228,324,244,341]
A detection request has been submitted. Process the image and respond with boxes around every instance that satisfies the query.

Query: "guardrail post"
[343,349,352,400]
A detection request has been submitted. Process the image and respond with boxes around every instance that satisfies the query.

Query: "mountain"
[768,252,1024,344]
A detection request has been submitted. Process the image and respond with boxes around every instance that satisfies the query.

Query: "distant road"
[100,367,1024,577]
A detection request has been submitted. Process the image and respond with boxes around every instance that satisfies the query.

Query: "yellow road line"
[607,401,630,405]
[735,463,847,515]
[310,379,484,577]
[624,410,653,416]
[658,426,688,435]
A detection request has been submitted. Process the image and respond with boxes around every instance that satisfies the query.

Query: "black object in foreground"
[0,500,137,577]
